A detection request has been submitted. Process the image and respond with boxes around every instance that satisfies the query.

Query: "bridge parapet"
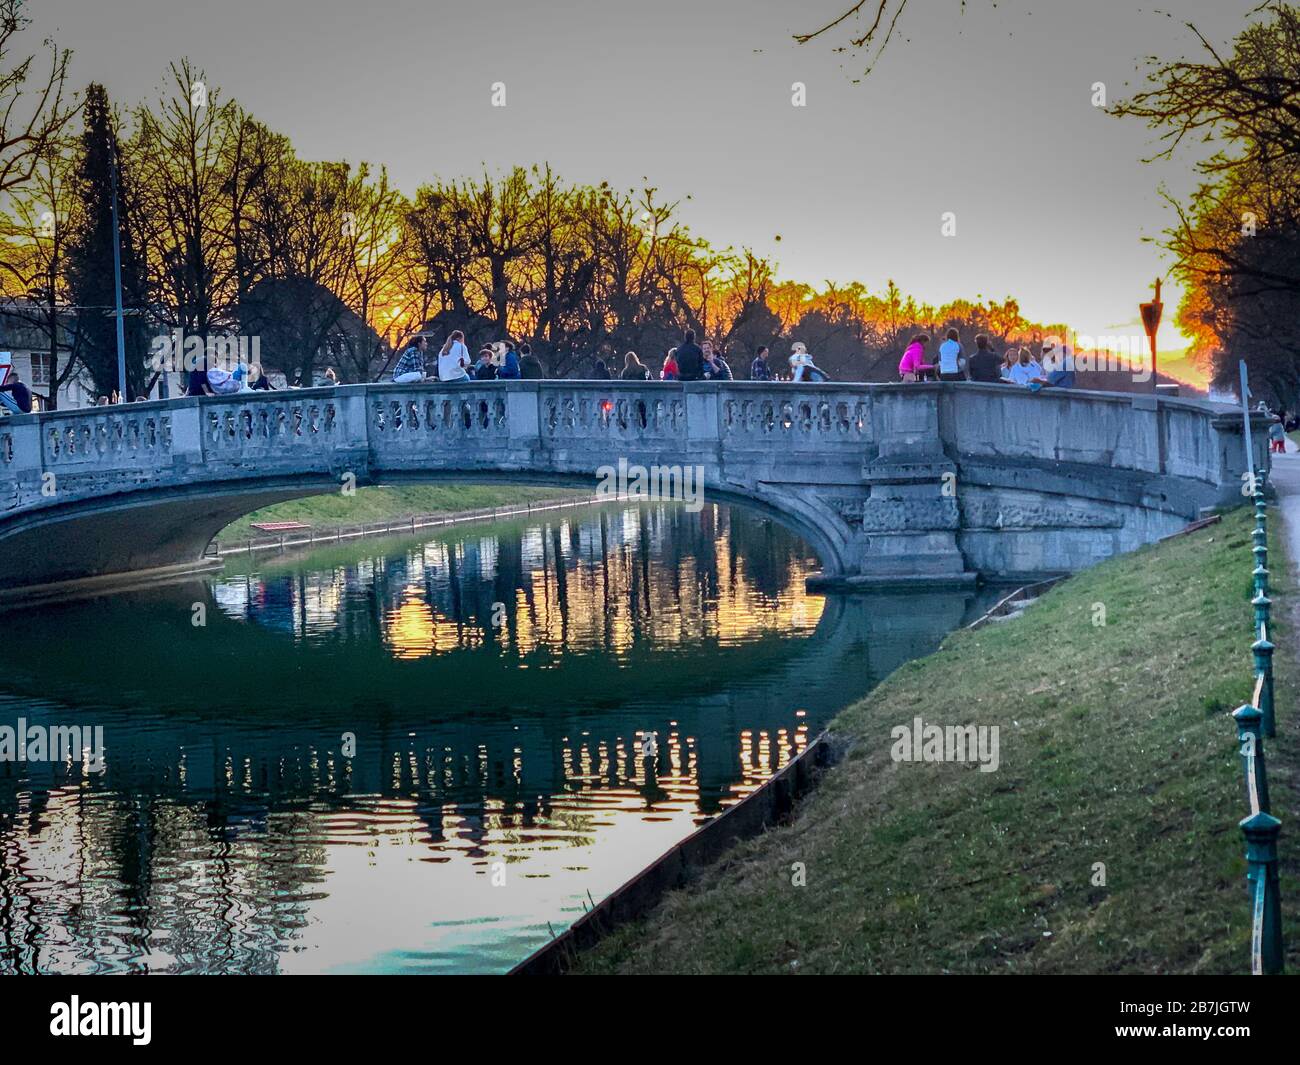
[0,380,1268,599]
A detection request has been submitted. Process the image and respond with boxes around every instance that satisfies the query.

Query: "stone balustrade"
[0,380,1269,599]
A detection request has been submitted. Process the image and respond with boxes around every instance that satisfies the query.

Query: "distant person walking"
[393,336,428,383]
[437,331,471,382]
[898,334,933,381]
[621,351,650,380]
[1269,416,1287,454]
[937,328,966,381]
[967,334,1003,383]
[750,346,773,381]
[675,329,705,381]
[518,343,545,379]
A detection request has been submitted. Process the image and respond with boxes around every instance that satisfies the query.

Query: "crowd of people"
[382,327,838,387]
[380,326,1061,390]
[898,330,1074,390]
[1,326,1087,415]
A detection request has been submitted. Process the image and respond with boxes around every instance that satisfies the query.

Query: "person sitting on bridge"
[437,331,471,382]
[498,342,522,379]
[937,328,967,381]
[0,371,32,413]
[898,334,934,381]
[248,363,276,390]
[790,342,830,382]
[704,344,733,380]
[661,348,680,380]
[750,346,773,381]
[675,330,705,381]
[473,347,499,380]
[393,336,428,383]
[621,351,650,380]
[592,358,612,380]
[518,342,545,379]
[1007,347,1049,389]
[186,365,213,396]
[206,364,241,395]
[967,334,1003,382]
[1040,340,1076,388]
[999,348,1019,381]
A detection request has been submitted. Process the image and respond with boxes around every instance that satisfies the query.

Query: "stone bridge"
[0,381,1267,601]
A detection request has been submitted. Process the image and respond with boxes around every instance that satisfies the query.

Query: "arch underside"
[0,467,848,601]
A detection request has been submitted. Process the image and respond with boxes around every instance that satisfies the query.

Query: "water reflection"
[0,502,996,973]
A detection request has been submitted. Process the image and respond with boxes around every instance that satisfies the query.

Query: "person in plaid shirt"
[393,336,428,383]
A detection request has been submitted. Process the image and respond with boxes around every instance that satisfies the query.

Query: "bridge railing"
[1,381,1262,517]
[1232,479,1284,975]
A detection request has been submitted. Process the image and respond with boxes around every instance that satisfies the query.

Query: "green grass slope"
[577,508,1298,974]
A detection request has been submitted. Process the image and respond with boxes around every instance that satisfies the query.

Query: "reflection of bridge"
[0,381,1265,598]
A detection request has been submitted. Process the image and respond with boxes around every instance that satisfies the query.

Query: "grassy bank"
[578,507,1298,974]
[218,484,587,542]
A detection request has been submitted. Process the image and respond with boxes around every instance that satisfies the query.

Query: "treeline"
[0,5,1062,405]
[1114,2,1300,405]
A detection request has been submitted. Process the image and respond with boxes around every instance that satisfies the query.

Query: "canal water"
[0,501,997,974]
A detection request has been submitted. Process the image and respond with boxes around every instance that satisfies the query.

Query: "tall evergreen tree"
[65,83,149,399]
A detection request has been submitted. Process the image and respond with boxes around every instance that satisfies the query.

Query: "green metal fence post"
[1233,704,1270,815]
[1253,551,1270,599]
[1240,810,1284,975]
[1253,590,1272,636]
[1252,633,1276,738]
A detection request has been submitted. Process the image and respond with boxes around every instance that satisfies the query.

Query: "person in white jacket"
[437,330,471,382]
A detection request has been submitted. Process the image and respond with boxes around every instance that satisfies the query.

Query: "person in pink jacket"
[898,334,934,381]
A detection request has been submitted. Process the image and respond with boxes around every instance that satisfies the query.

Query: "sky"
[28,0,1262,351]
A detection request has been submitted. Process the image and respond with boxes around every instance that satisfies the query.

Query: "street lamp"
[1139,277,1162,394]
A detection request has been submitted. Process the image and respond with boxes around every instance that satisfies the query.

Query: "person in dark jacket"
[750,346,773,381]
[592,358,612,380]
[519,343,546,379]
[621,351,651,380]
[675,329,705,381]
[0,372,33,413]
[472,348,498,380]
[187,367,213,396]
[705,349,733,380]
[498,342,521,379]
[967,334,1004,383]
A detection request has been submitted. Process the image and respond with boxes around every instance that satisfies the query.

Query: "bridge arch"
[0,380,1265,603]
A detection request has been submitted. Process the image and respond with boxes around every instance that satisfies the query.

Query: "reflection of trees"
[0,502,986,973]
